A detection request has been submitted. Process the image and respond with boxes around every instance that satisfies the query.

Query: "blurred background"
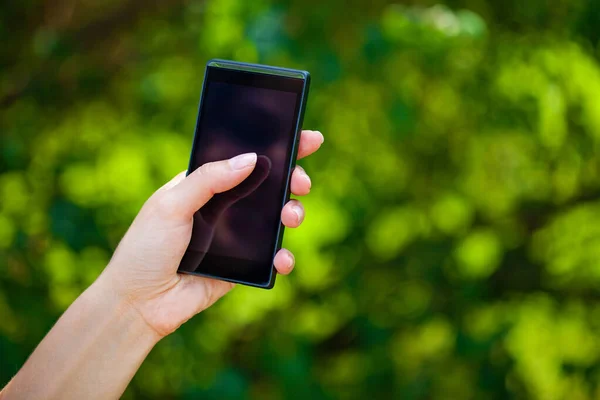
[3,0,600,398]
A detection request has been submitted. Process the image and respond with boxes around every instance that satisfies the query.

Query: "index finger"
[297,130,324,160]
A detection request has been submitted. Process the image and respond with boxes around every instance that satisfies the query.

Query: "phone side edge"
[264,72,311,289]
[176,64,210,275]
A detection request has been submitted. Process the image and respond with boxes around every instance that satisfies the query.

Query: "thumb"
[200,155,272,225]
[167,153,257,218]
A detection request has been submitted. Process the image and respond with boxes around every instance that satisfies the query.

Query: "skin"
[0,130,324,400]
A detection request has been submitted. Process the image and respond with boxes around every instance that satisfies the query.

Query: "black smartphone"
[177,59,310,289]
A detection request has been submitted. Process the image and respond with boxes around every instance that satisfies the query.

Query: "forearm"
[2,274,160,400]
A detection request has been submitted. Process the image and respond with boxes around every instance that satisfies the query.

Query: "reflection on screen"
[179,80,299,273]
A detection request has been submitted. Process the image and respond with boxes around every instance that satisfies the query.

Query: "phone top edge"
[207,59,309,80]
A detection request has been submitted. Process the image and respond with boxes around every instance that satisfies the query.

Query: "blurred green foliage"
[3,0,600,398]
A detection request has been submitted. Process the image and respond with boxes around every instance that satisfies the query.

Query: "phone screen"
[178,66,306,286]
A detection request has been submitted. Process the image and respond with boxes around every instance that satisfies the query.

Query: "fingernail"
[297,166,312,188]
[316,131,324,144]
[229,153,257,170]
[292,205,303,223]
[304,172,312,189]
[286,251,295,268]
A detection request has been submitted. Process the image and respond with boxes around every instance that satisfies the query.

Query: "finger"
[290,165,311,196]
[281,199,304,228]
[297,130,324,160]
[274,249,295,275]
[167,153,257,218]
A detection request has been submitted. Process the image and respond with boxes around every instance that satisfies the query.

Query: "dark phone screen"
[178,66,305,285]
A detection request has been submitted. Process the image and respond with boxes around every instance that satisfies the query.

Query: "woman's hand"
[101,130,324,338]
[1,131,323,400]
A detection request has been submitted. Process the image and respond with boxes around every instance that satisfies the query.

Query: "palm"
[111,210,232,336]
[138,271,233,337]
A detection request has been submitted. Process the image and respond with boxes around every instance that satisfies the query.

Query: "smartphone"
[177,59,310,289]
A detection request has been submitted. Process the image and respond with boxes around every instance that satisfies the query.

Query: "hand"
[101,130,324,338]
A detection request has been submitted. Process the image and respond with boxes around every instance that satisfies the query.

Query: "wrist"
[92,272,163,345]
[3,269,162,400]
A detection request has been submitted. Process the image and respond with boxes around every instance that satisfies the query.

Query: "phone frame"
[178,59,311,289]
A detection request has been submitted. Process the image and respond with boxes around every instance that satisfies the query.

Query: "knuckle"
[195,160,228,192]
[194,163,220,194]
[196,160,220,177]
